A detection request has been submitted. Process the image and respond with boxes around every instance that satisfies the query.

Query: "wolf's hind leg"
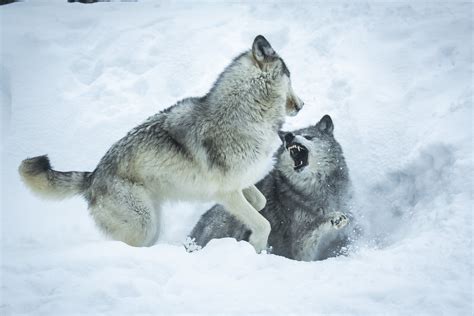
[218,190,270,253]
[243,185,267,212]
[89,182,159,247]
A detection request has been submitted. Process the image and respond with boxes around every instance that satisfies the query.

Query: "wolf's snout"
[287,95,304,116]
[293,95,304,112]
[295,100,304,111]
[284,132,295,145]
[283,134,309,172]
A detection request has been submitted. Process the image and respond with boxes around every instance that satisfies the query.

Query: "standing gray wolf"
[188,115,351,261]
[18,35,304,252]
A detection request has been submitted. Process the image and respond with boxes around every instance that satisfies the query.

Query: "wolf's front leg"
[312,212,349,235]
[327,212,349,230]
[295,212,349,261]
[218,190,271,253]
[243,185,267,212]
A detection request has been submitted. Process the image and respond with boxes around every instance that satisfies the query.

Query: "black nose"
[296,101,304,112]
[284,132,295,144]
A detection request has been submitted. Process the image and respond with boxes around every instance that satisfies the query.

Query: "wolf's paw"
[260,245,273,255]
[329,212,349,229]
[183,236,202,253]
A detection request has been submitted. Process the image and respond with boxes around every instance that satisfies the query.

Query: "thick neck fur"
[258,151,350,214]
[162,51,286,175]
[202,51,285,127]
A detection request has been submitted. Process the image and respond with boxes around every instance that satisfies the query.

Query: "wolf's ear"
[317,115,334,134]
[252,35,276,65]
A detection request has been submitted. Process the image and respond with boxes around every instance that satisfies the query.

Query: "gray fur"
[18,155,91,200]
[189,115,352,261]
[18,35,304,251]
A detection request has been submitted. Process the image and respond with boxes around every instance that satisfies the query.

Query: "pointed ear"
[252,35,276,65]
[317,115,334,134]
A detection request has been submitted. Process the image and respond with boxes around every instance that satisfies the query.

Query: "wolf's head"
[277,115,348,189]
[251,35,304,116]
[206,35,303,117]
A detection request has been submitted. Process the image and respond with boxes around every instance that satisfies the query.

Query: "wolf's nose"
[284,133,295,144]
[296,101,304,111]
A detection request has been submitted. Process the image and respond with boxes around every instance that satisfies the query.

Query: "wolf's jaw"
[294,160,306,172]
[286,142,309,172]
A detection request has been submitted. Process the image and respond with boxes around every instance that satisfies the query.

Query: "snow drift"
[1,1,472,315]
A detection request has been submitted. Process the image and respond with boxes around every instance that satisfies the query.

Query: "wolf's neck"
[258,170,319,214]
[273,168,338,204]
[205,76,281,124]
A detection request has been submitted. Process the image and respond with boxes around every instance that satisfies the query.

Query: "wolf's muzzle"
[283,133,309,172]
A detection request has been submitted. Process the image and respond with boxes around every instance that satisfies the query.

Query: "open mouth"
[286,142,309,172]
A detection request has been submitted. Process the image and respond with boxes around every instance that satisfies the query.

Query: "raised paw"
[329,212,349,229]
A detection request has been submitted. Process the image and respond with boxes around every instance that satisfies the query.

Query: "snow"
[1,1,472,315]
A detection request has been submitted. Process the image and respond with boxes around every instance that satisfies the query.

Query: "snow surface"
[1,1,472,315]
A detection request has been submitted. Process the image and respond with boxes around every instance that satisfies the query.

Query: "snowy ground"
[1,1,472,315]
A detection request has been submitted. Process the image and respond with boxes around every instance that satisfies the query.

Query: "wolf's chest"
[229,136,280,188]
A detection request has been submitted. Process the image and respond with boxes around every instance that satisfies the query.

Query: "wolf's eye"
[303,135,314,140]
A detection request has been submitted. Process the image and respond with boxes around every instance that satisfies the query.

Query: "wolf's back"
[19,155,91,199]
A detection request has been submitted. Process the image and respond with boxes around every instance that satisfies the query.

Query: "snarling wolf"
[189,115,352,260]
[19,35,304,252]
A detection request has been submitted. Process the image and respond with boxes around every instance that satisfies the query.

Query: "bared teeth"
[288,144,301,151]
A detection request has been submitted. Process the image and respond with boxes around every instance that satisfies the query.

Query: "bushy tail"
[18,155,92,200]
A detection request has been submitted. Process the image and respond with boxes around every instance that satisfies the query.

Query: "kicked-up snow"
[1,1,472,315]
